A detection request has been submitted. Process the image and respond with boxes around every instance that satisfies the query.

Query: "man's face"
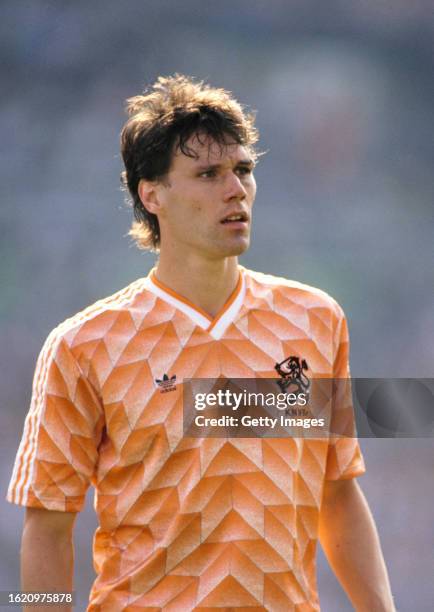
[154,133,257,260]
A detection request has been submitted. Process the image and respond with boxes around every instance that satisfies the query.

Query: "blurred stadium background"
[1,1,433,609]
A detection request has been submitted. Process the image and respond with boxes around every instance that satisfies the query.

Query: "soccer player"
[8,75,395,611]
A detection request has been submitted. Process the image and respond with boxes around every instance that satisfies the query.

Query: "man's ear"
[138,179,163,216]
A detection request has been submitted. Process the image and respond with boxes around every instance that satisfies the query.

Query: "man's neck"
[154,253,240,319]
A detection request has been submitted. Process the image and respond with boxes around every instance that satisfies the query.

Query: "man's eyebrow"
[195,159,256,170]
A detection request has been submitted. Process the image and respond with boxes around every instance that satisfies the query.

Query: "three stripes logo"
[155,373,177,393]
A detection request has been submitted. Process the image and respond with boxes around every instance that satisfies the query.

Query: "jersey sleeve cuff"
[6,490,84,513]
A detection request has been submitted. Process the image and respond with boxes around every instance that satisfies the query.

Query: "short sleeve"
[325,303,366,481]
[7,329,104,512]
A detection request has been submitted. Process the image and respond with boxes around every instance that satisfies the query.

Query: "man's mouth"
[220,211,249,224]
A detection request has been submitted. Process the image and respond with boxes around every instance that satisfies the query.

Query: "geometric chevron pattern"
[8,267,365,611]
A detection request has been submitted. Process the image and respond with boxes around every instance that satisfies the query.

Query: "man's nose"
[223,172,247,201]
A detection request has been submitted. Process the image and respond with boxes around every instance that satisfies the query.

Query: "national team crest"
[275,356,310,396]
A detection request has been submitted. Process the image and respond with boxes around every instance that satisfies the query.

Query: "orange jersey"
[8,267,365,611]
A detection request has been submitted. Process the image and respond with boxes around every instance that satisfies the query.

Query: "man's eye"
[199,170,216,178]
[236,166,252,176]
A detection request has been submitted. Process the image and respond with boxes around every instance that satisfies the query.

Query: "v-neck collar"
[143,268,246,340]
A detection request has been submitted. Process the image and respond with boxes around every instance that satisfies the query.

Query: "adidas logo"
[155,373,177,393]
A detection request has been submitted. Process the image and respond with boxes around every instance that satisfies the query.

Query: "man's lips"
[220,211,249,226]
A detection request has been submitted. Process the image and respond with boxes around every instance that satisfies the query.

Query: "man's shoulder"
[243,267,345,318]
[45,276,154,351]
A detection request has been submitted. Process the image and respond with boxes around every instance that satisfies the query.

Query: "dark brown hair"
[120,74,259,251]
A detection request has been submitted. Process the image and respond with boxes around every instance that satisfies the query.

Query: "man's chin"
[221,239,250,257]
[195,234,250,260]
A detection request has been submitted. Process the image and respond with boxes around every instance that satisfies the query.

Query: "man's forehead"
[174,133,250,164]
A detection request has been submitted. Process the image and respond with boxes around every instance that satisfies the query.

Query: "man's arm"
[21,507,77,612]
[319,479,395,612]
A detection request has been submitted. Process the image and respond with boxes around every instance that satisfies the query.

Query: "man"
[8,75,395,611]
